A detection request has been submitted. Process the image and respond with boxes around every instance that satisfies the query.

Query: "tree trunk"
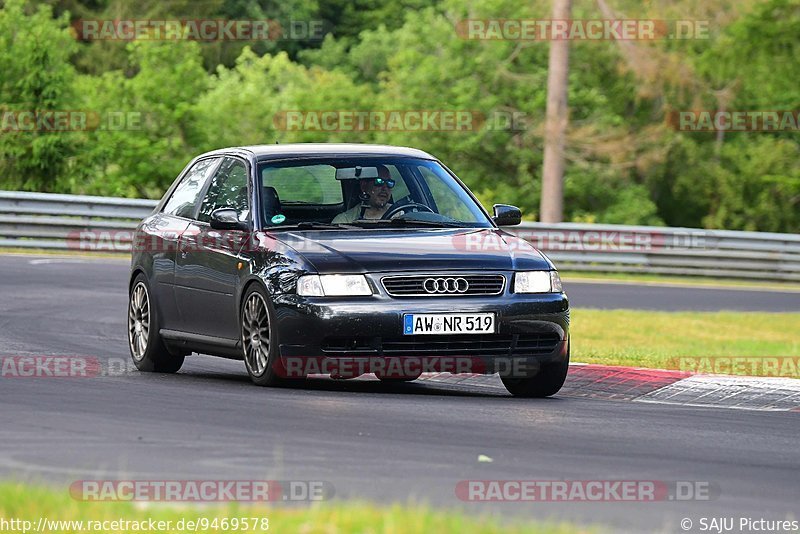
[540,0,572,222]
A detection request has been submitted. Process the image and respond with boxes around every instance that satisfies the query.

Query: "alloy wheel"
[128,282,150,361]
[242,292,271,376]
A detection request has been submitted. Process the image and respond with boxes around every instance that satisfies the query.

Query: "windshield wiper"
[297,221,346,230]
[351,218,465,228]
[266,221,351,231]
[269,219,468,231]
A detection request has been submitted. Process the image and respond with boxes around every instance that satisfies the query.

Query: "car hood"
[269,228,553,274]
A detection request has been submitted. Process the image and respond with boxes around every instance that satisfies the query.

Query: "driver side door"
[174,156,252,343]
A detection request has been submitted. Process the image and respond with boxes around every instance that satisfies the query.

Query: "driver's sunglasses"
[373,178,395,188]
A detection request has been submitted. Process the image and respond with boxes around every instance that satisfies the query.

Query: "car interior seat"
[262,186,282,221]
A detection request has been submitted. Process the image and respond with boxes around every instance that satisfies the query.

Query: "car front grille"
[321,333,561,357]
[381,274,506,297]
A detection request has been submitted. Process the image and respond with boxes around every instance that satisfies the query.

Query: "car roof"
[198,143,438,162]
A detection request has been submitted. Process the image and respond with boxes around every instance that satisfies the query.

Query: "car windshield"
[257,157,493,229]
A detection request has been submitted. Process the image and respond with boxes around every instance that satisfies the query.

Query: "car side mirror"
[210,208,249,231]
[492,204,522,226]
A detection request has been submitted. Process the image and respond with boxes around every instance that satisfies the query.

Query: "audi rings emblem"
[423,277,469,294]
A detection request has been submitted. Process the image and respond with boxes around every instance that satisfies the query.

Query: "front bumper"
[272,288,569,377]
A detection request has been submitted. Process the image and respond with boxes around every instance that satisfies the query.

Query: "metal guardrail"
[0,191,155,251]
[511,222,800,281]
[1,190,799,281]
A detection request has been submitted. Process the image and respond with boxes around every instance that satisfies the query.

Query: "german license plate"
[403,313,496,335]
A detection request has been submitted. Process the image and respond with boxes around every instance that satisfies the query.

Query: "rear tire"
[501,341,569,398]
[128,274,184,373]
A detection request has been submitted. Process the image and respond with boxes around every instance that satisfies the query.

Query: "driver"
[332,165,395,223]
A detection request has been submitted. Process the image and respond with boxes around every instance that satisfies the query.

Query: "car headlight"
[514,271,562,293]
[297,274,373,296]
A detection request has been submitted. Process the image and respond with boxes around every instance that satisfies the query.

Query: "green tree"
[0,0,78,191]
[193,47,374,149]
[65,40,209,197]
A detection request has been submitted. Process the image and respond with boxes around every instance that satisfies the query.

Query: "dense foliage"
[1,0,798,231]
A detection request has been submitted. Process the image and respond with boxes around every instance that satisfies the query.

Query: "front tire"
[241,284,288,386]
[501,342,570,398]
[128,274,184,373]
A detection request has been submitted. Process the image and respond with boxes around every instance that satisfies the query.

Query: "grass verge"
[0,483,592,534]
[573,309,800,375]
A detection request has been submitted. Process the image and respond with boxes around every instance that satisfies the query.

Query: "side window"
[197,157,250,223]
[162,158,220,218]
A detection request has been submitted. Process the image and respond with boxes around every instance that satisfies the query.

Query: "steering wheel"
[381,202,434,220]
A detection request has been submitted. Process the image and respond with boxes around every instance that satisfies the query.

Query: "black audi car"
[128,144,570,397]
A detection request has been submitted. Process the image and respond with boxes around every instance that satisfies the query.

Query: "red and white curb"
[415,364,800,411]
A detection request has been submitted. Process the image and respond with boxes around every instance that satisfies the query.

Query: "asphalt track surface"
[0,254,798,533]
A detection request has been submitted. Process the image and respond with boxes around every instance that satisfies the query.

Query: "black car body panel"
[130,144,570,382]
[272,228,553,274]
